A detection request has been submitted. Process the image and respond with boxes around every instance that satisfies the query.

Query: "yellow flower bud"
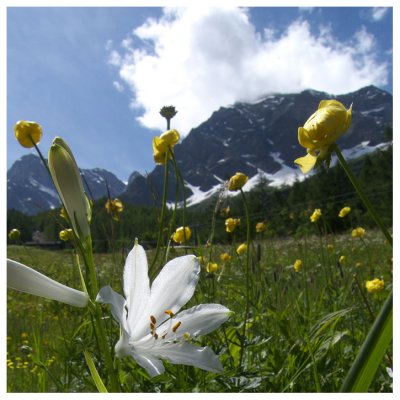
[339,255,345,264]
[8,229,21,241]
[338,206,351,218]
[105,198,124,221]
[236,243,247,255]
[152,130,180,164]
[59,229,73,241]
[220,253,231,262]
[352,227,365,238]
[365,278,384,293]
[48,137,91,240]
[255,222,266,233]
[14,120,42,148]
[228,172,248,191]
[295,100,352,173]
[310,208,322,223]
[293,259,302,272]
[172,226,191,244]
[225,217,240,233]
[206,262,219,273]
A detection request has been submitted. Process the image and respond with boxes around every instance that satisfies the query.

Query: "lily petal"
[7,259,88,308]
[96,285,128,334]
[132,352,165,378]
[123,243,150,332]
[131,255,200,341]
[154,342,223,373]
[160,304,231,341]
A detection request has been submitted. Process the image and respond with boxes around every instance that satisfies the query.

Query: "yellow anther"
[150,315,156,324]
[172,321,181,333]
[150,322,155,331]
[165,310,174,318]
[161,333,167,339]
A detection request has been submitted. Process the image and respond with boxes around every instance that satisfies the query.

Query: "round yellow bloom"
[198,256,205,264]
[225,217,240,233]
[59,229,73,241]
[206,262,219,273]
[14,120,43,148]
[352,227,365,238]
[153,129,180,164]
[236,243,247,255]
[220,253,231,262]
[365,278,384,293]
[339,255,345,264]
[327,244,334,252]
[8,228,21,241]
[105,198,124,221]
[172,226,191,244]
[294,100,352,174]
[255,222,267,233]
[228,172,248,191]
[338,206,351,218]
[293,259,302,272]
[310,208,322,223]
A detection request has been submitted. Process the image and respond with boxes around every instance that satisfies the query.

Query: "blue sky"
[7,6,393,182]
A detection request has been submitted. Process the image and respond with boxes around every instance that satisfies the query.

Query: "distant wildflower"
[339,255,346,264]
[293,259,302,272]
[310,208,322,223]
[352,227,365,238]
[96,241,231,377]
[365,278,384,293]
[206,262,219,273]
[153,129,180,164]
[198,256,205,264]
[59,229,73,241]
[228,172,248,191]
[220,206,230,217]
[14,120,42,148]
[327,244,334,252]
[236,243,247,255]
[160,106,178,126]
[225,217,240,233]
[173,226,192,244]
[8,228,21,241]
[105,198,124,221]
[338,206,351,218]
[255,222,267,233]
[355,262,363,268]
[220,253,231,262]
[294,100,352,173]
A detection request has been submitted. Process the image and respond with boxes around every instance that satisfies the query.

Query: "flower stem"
[238,188,251,369]
[333,145,392,247]
[150,151,170,275]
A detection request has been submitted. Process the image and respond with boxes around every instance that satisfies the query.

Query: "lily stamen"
[172,321,182,333]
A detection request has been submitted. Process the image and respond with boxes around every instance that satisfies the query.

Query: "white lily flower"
[7,259,89,308]
[96,242,231,377]
[48,137,91,240]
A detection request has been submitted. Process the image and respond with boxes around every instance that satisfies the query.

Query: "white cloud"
[113,81,124,92]
[371,7,389,22]
[109,7,389,135]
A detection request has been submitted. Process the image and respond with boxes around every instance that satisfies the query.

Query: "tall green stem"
[150,151,170,275]
[333,145,392,246]
[238,188,251,369]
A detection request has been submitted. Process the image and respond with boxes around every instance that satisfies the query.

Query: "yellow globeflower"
[105,198,124,221]
[225,217,240,233]
[256,222,267,233]
[220,253,231,262]
[228,172,248,191]
[294,100,352,174]
[365,278,384,293]
[206,262,219,273]
[220,206,230,217]
[339,255,345,264]
[59,229,73,241]
[338,206,351,218]
[172,226,191,244]
[198,256,205,264]
[327,244,334,252]
[14,120,43,148]
[236,243,247,255]
[293,259,302,272]
[153,129,180,164]
[8,229,21,241]
[352,227,365,238]
[310,208,322,223]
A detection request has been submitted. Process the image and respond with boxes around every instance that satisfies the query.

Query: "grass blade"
[83,350,108,393]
